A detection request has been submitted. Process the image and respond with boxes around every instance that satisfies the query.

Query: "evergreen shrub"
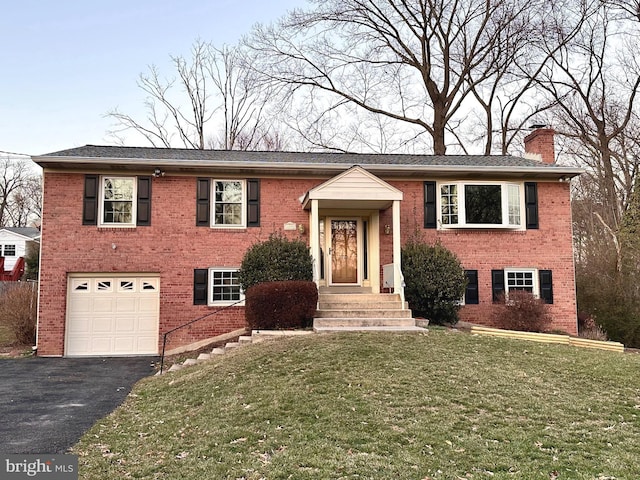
[401,240,466,325]
[238,233,313,292]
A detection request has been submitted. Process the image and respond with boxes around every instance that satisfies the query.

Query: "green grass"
[74,330,640,479]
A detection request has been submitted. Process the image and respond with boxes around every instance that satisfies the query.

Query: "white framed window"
[505,268,538,296]
[209,268,244,305]
[439,182,524,229]
[213,180,245,227]
[3,244,16,257]
[100,176,136,226]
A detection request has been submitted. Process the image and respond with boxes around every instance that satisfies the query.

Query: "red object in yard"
[0,256,24,281]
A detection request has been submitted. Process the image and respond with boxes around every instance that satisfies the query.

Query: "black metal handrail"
[160,299,244,373]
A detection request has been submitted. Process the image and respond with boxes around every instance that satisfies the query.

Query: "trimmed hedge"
[245,280,318,330]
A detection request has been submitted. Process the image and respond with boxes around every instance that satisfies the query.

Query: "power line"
[0,150,32,158]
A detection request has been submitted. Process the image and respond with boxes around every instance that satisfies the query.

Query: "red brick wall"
[379,180,577,334]
[37,173,318,355]
[37,172,577,355]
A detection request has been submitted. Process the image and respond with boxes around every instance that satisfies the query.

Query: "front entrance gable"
[302,166,403,210]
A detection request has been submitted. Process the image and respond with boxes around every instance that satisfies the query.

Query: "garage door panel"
[114,337,135,353]
[115,297,137,312]
[92,297,116,313]
[91,317,115,334]
[137,315,158,333]
[136,336,158,352]
[66,275,160,356]
[67,317,91,333]
[114,317,136,333]
[89,337,112,353]
[68,297,92,314]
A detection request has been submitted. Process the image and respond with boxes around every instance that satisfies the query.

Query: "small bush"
[25,243,39,281]
[578,312,608,341]
[493,290,552,333]
[245,281,318,330]
[401,240,466,325]
[238,234,313,292]
[0,282,38,345]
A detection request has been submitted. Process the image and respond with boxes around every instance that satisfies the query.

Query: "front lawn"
[74,330,640,479]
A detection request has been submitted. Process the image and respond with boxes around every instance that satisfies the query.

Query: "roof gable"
[0,227,40,241]
[302,166,402,210]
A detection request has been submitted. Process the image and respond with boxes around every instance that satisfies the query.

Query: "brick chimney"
[524,128,555,164]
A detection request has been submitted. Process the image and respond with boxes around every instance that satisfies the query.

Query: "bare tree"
[467,0,595,155]
[0,157,41,227]
[248,0,575,154]
[539,4,640,233]
[108,40,279,150]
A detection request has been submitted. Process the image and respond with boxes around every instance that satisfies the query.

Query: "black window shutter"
[539,269,553,304]
[464,270,479,305]
[525,182,539,229]
[247,179,260,227]
[136,176,152,226]
[424,181,436,229]
[196,178,210,226]
[83,175,98,225]
[491,270,505,303]
[194,269,208,305]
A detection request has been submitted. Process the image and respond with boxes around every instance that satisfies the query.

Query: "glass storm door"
[330,219,358,284]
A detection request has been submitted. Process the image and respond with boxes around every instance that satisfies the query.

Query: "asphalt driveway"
[0,356,157,454]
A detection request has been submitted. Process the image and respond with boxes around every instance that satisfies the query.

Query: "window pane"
[215,203,242,225]
[104,178,133,200]
[214,181,243,225]
[465,185,502,224]
[3,245,15,256]
[508,184,521,226]
[215,181,242,203]
[440,184,458,225]
[211,270,241,302]
[507,271,534,293]
[104,201,133,223]
[103,178,134,224]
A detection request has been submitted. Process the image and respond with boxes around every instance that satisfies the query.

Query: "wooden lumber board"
[470,326,624,352]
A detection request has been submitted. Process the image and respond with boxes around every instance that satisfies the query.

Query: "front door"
[330,219,359,284]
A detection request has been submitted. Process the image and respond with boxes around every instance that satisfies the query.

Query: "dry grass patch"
[74,330,640,479]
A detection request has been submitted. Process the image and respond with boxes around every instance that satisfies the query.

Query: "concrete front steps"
[313,290,424,333]
[160,330,313,374]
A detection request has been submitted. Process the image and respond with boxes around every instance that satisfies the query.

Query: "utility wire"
[0,150,32,158]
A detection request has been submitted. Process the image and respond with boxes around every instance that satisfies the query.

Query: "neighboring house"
[0,227,40,280]
[32,128,582,357]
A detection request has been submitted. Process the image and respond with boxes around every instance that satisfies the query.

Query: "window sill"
[207,300,245,307]
[439,224,523,230]
[98,224,137,229]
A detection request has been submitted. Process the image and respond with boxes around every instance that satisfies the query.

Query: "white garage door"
[66,275,160,356]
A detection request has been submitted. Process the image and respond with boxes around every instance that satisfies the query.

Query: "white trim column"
[310,199,320,284]
[392,200,402,295]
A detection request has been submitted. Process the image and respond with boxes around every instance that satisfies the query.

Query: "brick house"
[32,128,582,357]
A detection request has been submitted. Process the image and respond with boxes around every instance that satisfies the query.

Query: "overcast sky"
[0,0,306,158]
